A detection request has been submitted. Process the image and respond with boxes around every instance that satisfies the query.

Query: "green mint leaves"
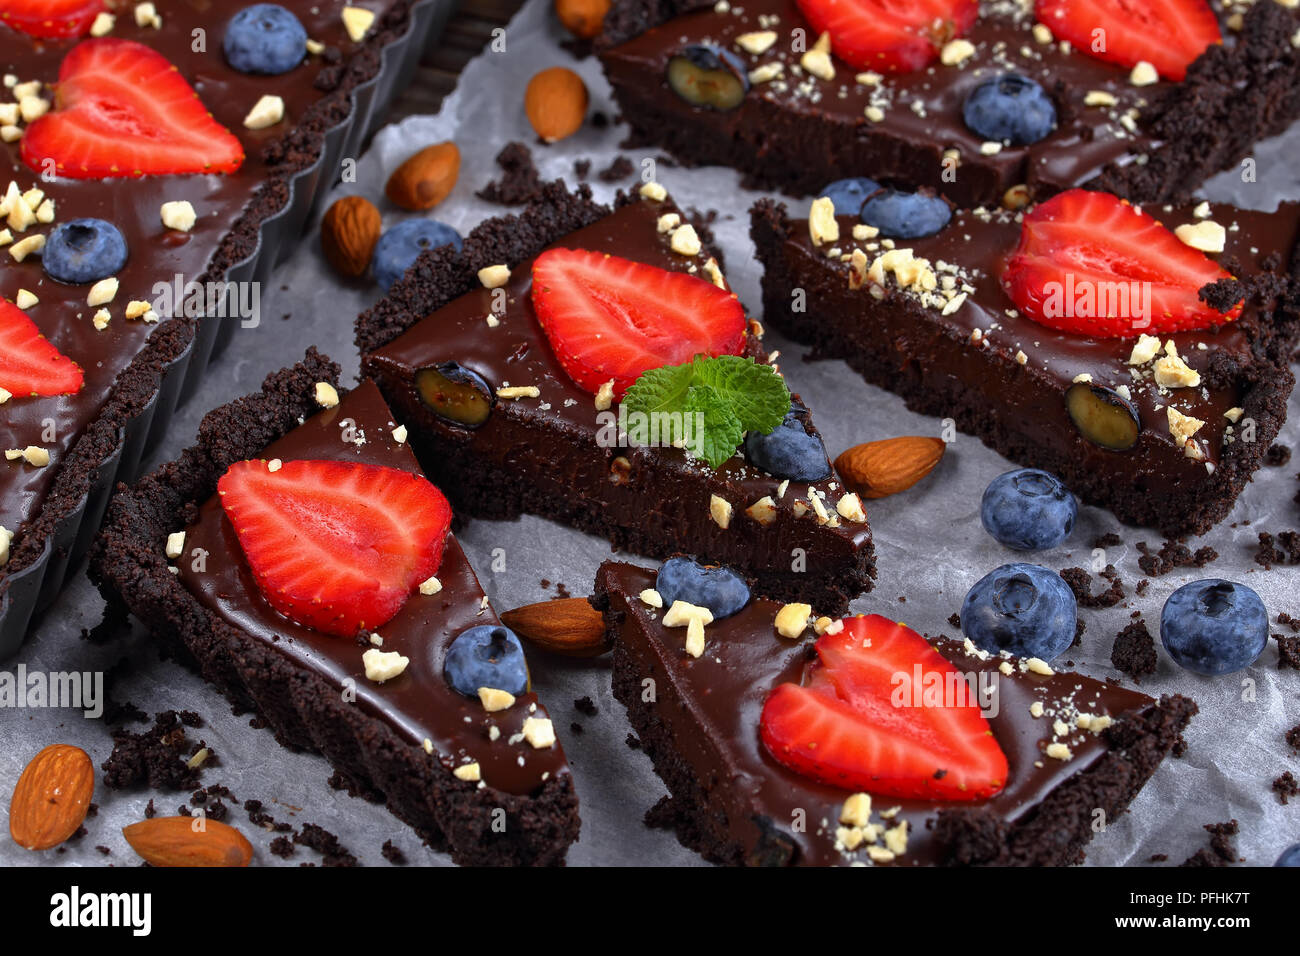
[620,356,790,469]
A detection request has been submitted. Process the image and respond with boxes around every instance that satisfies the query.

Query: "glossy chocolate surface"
[178,381,569,796]
[1,1,397,554]
[779,196,1300,489]
[603,560,1158,866]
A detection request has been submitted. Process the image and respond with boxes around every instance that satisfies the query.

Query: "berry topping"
[217,459,452,638]
[1035,0,1221,82]
[21,40,244,179]
[42,218,127,285]
[1001,189,1241,338]
[666,44,750,111]
[743,403,832,481]
[1160,579,1268,676]
[1065,383,1141,451]
[980,468,1076,551]
[223,4,308,76]
[794,0,978,73]
[818,177,881,218]
[530,248,747,399]
[1277,844,1300,867]
[0,299,84,398]
[961,563,1077,660]
[0,0,103,39]
[962,73,1057,146]
[444,625,529,698]
[415,362,493,429]
[655,557,751,619]
[861,188,952,239]
[760,615,1008,800]
[372,219,462,291]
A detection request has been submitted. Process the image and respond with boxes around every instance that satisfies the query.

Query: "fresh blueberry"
[443,625,529,697]
[817,178,881,218]
[1160,580,1268,676]
[962,73,1057,146]
[1276,844,1300,867]
[223,4,308,75]
[961,563,1077,661]
[656,557,750,619]
[861,188,952,239]
[980,469,1077,551]
[372,219,463,291]
[42,218,128,284]
[666,44,750,110]
[743,405,831,481]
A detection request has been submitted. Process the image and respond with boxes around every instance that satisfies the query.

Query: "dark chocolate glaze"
[777,197,1300,490]
[1,1,397,556]
[601,560,1161,867]
[177,381,569,797]
[365,195,871,556]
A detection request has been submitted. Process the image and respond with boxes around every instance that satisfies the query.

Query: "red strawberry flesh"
[0,299,84,398]
[794,0,978,73]
[218,459,452,638]
[1001,189,1240,338]
[530,248,747,398]
[1035,0,1221,82]
[760,615,1008,801]
[21,39,244,179]
[0,0,103,39]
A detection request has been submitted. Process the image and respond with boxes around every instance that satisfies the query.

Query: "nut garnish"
[670,223,701,256]
[243,94,285,130]
[835,436,945,499]
[1167,406,1205,445]
[478,687,516,712]
[809,196,839,246]
[774,602,812,639]
[663,600,713,628]
[800,32,835,81]
[746,495,778,526]
[165,531,186,559]
[1174,220,1226,253]
[478,264,511,288]
[736,30,777,54]
[452,762,481,782]
[362,649,409,682]
[521,716,557,749]
[314,381,340,408]
[709,493,732,529]
[496,385,540,399]
[341,5,376,41]
[1129,60,1159,86]
[160,200,197,232]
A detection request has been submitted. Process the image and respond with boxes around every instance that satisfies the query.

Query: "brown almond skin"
[501,597,609,657]
[9,744,94,851]
[123,817,254,867]
[525,67,588,143]
[320,195,381,278]
[555,0,611,38]
[384,141,460,211]
[834,436,946,499]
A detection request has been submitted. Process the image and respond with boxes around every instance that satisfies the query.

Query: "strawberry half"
[1035,0,1221,82]
[794,0,978,73]
[530,248,747,398]
[1002,189,1241,338]
[0,299,83,398]
[760,615,1008,801]
[218,459,452,638]
[0,0,103,39]
[21,39,244,179]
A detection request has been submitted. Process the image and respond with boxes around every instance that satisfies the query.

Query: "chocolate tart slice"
[751,193,1300,537]
[358,181,874,614]
[593,559,1197,866]
[90,351,580,866]
[596,0,1300,207]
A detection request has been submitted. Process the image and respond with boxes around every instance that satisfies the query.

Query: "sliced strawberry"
[21,39,244,179]
[218,459,452,638]
[1035,0,1221,82]
[0,299,83,398]
[794,0,977,73]
[0,0,102,39]
[1002,189,1240,338]
[530,248,747,398]
[760,615,1008,801]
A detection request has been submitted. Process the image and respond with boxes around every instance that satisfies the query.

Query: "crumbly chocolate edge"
[88,350,580,867]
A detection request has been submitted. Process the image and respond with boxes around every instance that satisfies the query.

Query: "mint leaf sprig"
[620,356,790,469]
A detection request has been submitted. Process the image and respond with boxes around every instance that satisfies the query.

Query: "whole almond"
[525,67,588,144]
[384,141,460,211]
[9,744,94,851]
[501,597,608,657]
[555,0,611,39]
[123,816,254,867]
[320,195,381,278]
[834,436,946,499]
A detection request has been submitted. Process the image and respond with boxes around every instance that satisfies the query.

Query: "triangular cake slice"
[92,351,579,866]
[593,559,1196,866]
[359,182,874,614]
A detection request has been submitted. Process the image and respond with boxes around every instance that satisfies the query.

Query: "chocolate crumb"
[1279,612,1300,633]
[95,845,111,855]
[476,142,544,206]
[626,733,641,749]
[1060,566,1125,608]
[1180,820,1240,867]
[381,839,408,865]
[1266,443,1292,466]
[1135,578,1150,596]
[1286,724,1300,752]
[1274,633,1300,669]
[1254,531,1300,569]
[573,696,597,716]
[1112,620,1158,683]
[294,823,358,867]
[1137,540,1217,577]
[573,159,591,181]
[948,612,961,629]
[597,155,635,182]
[102,710,210,791]
[1272,771,1298,805]
[569,722,583,734]
[269,836,295,858]
[1092,532,1122,549]
[1149,853,1168,862]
